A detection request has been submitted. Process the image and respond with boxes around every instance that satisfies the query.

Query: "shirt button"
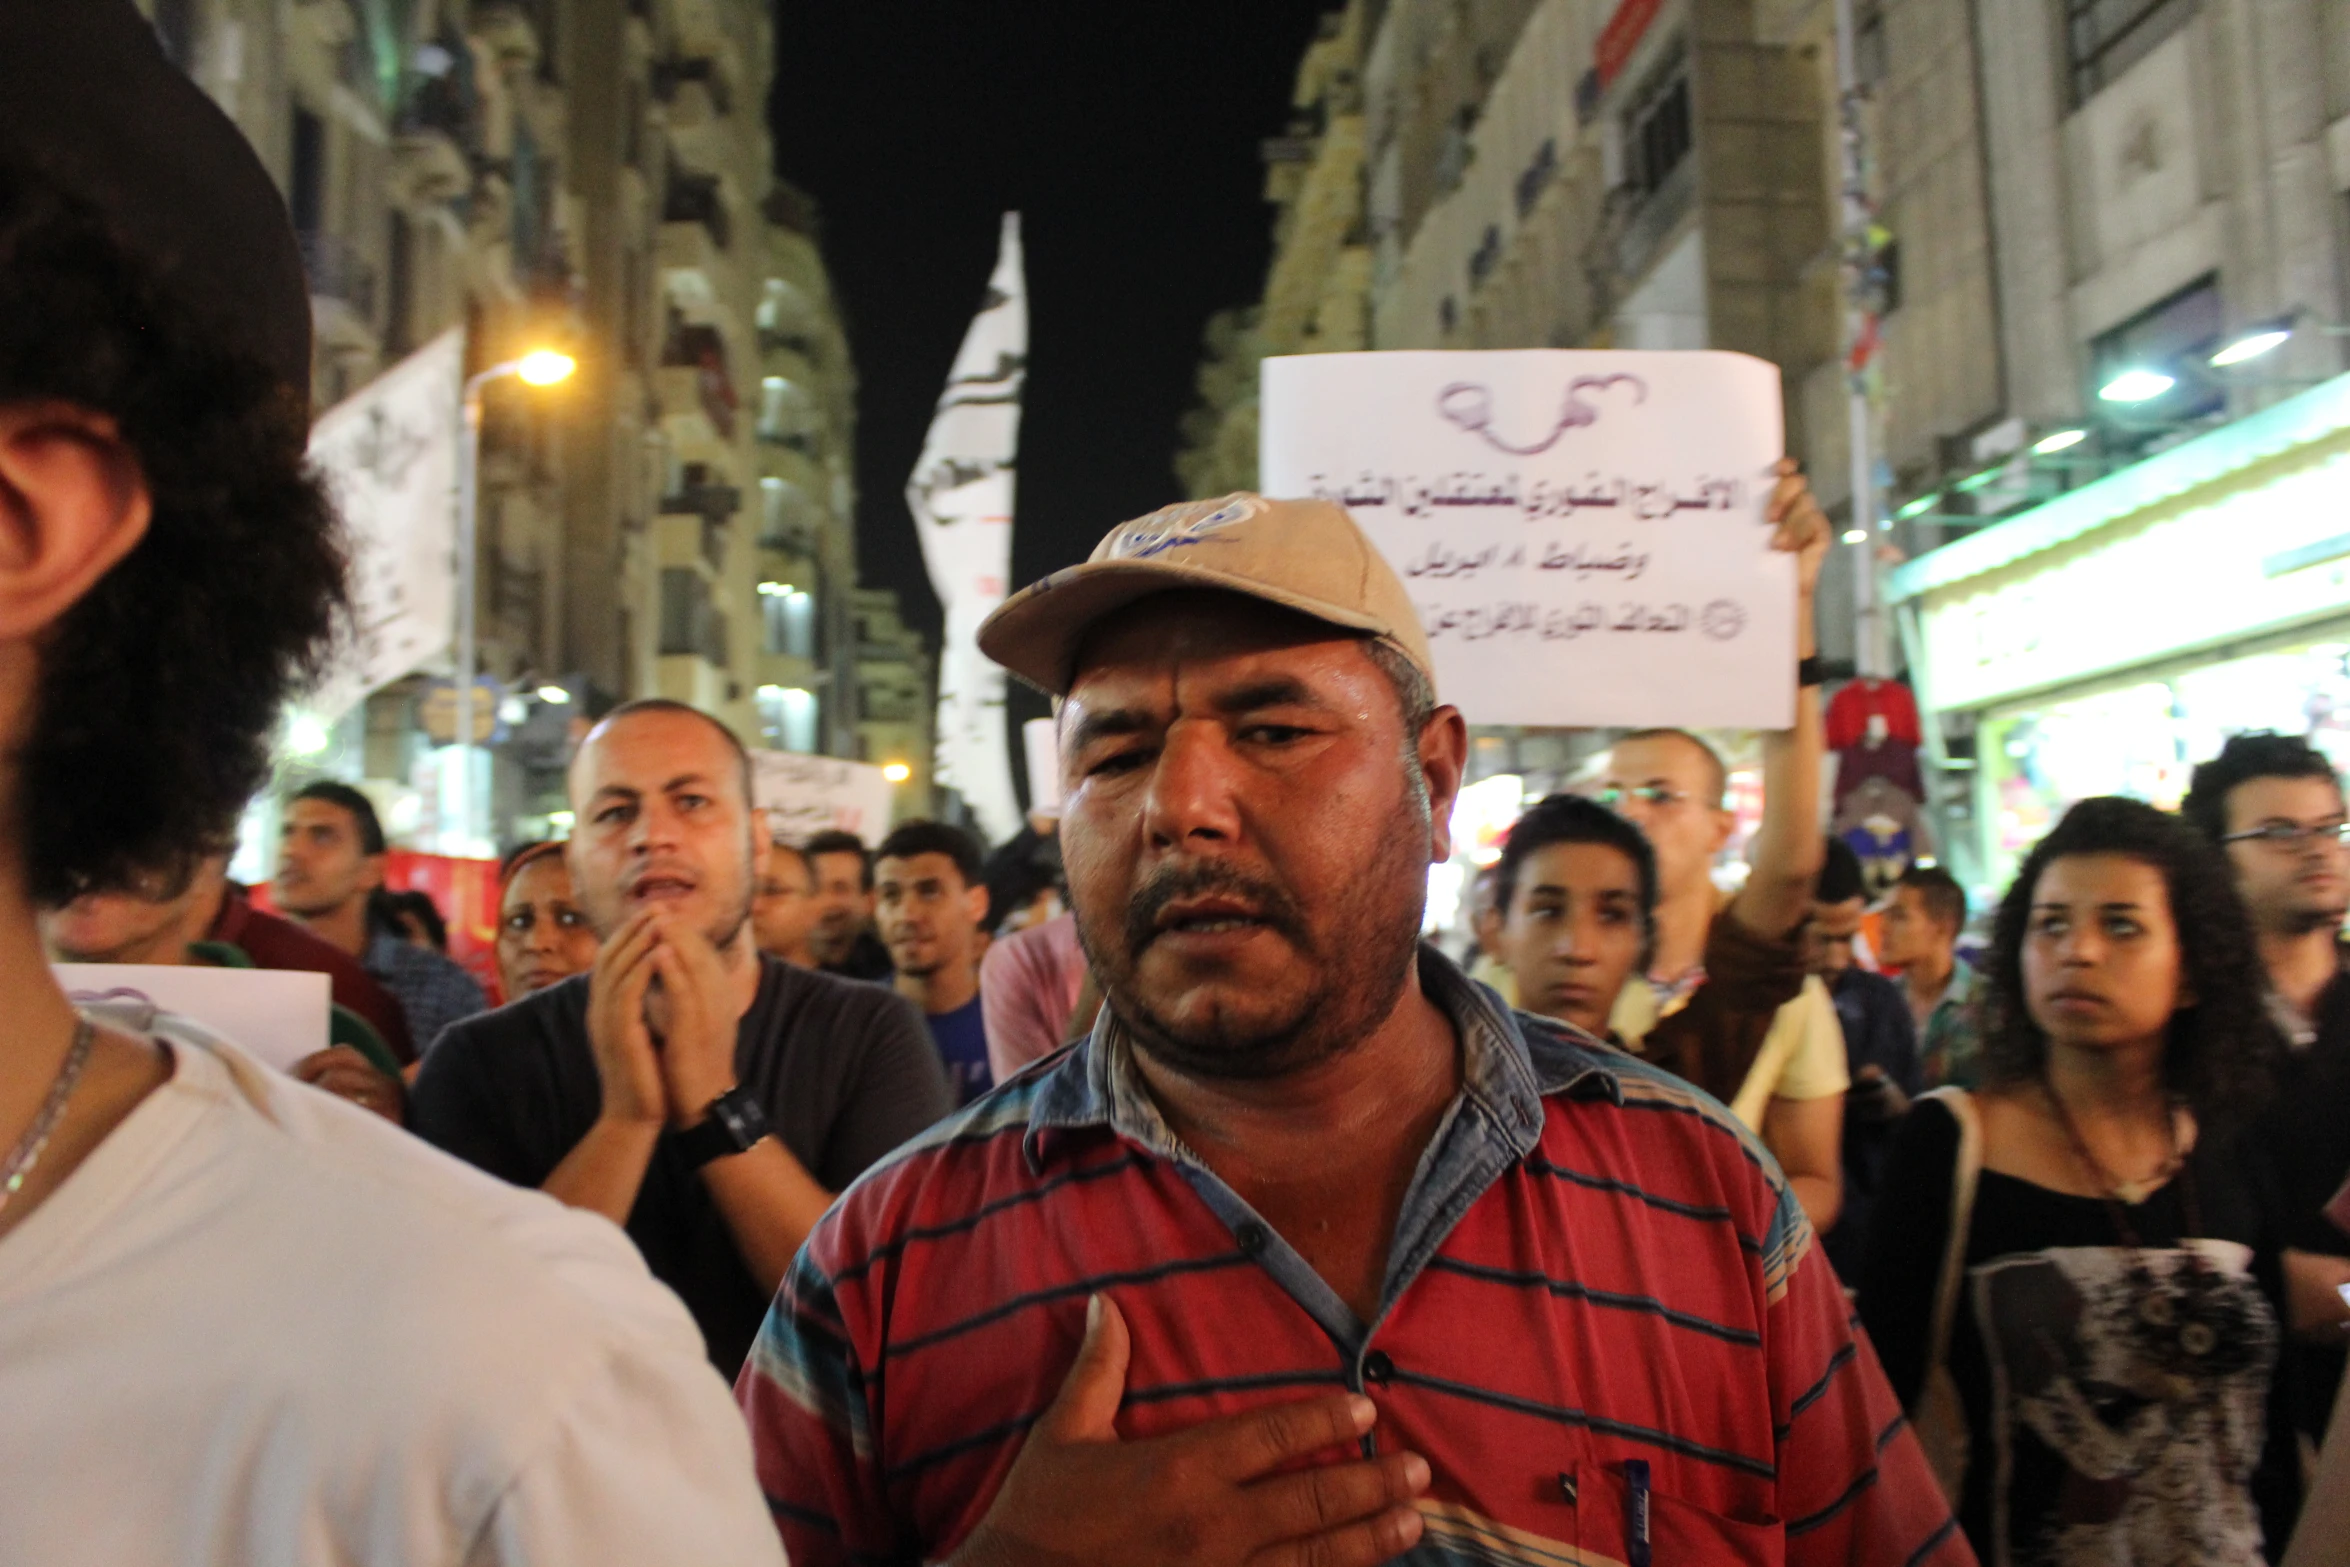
[1235,1221,1270,1256]
[1362,1350,1395,1385]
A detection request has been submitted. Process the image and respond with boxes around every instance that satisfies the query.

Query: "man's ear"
[1420,704,1471,864]
[963,878,991,934]
[0,403,153,640]
[358,853,388,897]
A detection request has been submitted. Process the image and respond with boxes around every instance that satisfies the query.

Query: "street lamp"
[882,761,913,783]
[2098,368,2176,404]
[453,349,574,856]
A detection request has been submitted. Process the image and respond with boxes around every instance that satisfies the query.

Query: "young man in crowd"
[751,837,821,968]
[804,827,895,980]
[2182,733,2350,1454]
[741,488,1961,1567]
[1876,862,1981,1087]
[410,701,954,1377]
[0,6,783,1558]
[875,820,995,1104]
[275,780,487,1050]
[1809,838,1922,1277]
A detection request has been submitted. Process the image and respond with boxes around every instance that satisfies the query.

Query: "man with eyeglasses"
[2183,732,2350,1477]
[1585,515,1846,1236]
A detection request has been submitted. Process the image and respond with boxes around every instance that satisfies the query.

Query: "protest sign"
[54,964,331,1073]
[1260,349,1794,729]
[752,751,896,846]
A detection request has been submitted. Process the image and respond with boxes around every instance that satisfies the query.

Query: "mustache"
[1124,861,1311,959]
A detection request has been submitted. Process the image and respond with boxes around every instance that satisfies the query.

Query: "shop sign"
[1916,447,2350,711]
[1261,348,1794,730]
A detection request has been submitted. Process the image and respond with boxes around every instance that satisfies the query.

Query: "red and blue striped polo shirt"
[740,950,1966,1566]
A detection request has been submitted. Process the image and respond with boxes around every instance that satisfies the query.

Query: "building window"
[1623,53,1693,200]
[289,107,327,235]
[2065,0,2197,109]
[658,567,710,657]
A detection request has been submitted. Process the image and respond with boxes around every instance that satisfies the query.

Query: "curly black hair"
[0,159,348,905]
[1980,796,2276,1129]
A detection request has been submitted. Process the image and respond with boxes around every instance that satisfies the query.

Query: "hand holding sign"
[1260,350,1796,729]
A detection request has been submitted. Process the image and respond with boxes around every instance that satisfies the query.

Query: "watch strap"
[672,1086,769,1170]
[1797,655,1828,688]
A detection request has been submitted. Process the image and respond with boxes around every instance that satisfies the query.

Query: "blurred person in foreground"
[875,819,995,1104]
[0,6,783,1560]
[276,779,487,1051]
[1858,797,2286,1563]
[804,827,893,979]
[44,848,405,1120]
[740,489,1962,1566]
[496,841,601,1001]
[750,837,820,968]
[2182,732,2350,1520]
[1878,863,1983,1088]
[1809,837,1923,1278]
[411,700,952,1377]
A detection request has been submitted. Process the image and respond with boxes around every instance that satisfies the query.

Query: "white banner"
[305,329,464,722]
[752,751,896,847]
[907,213,1025,844]
[1260,349,1794,730]
[55,964,331,1072]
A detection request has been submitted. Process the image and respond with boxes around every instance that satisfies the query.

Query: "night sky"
[769,1,1332,678]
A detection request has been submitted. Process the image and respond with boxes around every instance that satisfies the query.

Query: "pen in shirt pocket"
[1624,1458,1652,1567]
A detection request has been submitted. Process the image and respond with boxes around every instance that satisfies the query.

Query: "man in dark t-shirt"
[410,702,952,1376]
[873,820,994,1105]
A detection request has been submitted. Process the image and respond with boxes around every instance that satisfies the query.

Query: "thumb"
[1039,1293,1130,1443]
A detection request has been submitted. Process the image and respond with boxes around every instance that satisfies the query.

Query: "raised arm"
[1729,460,1830,942]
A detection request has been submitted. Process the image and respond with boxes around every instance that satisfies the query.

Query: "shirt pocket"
[1569,1460,1785,1567]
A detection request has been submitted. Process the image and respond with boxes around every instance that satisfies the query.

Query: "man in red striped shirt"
[740,486,1967,1566]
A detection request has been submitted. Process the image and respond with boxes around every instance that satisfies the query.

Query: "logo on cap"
[1103,495,1267,562]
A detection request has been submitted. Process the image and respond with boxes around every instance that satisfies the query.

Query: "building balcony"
[658,218,730,299]
[390,127,471,210]
[757,650,819,692]
[654,365,723,451]
[654,512,725,576]
[659,78,730,176]
[298,229,377,319]
[656,653,728,713]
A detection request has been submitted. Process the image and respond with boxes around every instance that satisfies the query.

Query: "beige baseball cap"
[977,492,1436,697]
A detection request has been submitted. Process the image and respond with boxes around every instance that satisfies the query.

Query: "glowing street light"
[2032,428,2088,455]
[2098,368,2176,404]
[2209,325,2291,367]
[535,685,571,704]
[516,349,578,386]
[882,761,913,783]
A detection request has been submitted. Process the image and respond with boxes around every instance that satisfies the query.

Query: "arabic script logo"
[1436,375,1647,457]
[1102,494,1265,561]
[1701,600,1747,641]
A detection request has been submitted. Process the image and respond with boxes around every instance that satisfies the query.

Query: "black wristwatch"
[673,1086,771,1170]
[1797,654,1827,688]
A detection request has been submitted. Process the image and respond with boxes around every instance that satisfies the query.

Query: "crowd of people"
[8,5,2350,1566]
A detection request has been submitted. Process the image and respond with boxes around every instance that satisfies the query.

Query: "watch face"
[715,1090,768,1148]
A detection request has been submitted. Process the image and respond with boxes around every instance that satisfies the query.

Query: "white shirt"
[0,1008,788,1567]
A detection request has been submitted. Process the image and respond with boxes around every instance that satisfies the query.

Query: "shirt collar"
[1940,954,1979,1008]
[1021,943,1625,1170]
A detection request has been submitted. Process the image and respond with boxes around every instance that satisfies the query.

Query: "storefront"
[1891,370,2350,897]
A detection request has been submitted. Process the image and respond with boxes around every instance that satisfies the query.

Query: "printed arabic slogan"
[1260,349,1795,730]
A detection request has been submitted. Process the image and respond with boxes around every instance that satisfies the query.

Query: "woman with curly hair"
[1857,796,2286,1565]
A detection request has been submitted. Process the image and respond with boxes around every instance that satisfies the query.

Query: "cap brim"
[977,559,1390,696]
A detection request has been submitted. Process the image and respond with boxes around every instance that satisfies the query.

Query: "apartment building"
[138,0,874,851]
